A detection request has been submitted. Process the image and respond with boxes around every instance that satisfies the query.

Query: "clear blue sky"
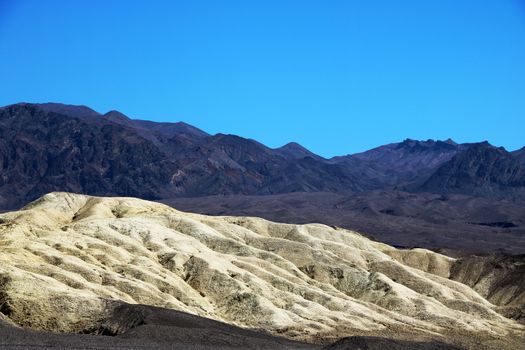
[1,0,524,157]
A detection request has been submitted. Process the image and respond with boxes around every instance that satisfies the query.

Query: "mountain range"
[1,102,524,253]
[1,104,525,349]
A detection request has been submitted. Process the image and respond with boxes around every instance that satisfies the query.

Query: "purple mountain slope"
[1,101,524,214]
[419,142,525,197]
[512,146,525,165]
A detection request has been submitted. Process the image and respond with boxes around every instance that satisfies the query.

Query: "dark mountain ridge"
[330,138,468,188]
[419,142,525,197]
[0,103,374,209]
[0,104,176,209]
[1,102,524,212]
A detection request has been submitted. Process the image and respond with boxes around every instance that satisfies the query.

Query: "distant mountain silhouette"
[102,109,210,138]
[419,142,525,197]
[0,103,175,210]
[330,138,467,188]
[1,102,524,214]
[37,102,101,119]
[0,103,366,209]
[275,142,324,160]
[165,132,369,196]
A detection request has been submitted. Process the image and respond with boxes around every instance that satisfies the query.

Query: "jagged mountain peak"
[419,143,525,197]
[395,138,460,152]
[334,138,465,187]
[1,102,524,208]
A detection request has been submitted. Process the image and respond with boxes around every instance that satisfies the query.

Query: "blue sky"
[1,0,524,157]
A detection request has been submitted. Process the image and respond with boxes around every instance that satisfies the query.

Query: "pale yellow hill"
[0,192,523,349]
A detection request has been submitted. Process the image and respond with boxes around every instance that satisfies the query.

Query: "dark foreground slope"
[324,337,463,350]
[0,302,315,350]
[0,303,463,350]
[450,254,525,321]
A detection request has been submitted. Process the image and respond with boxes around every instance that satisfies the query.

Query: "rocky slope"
[0,193,523,349]
[512,146,525,165]
[0,103,176,209]
[419,143,525,198]
[0,103,373,210]
[3,103,524,214]
[331,138,465,187]
[450,254,525,321]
